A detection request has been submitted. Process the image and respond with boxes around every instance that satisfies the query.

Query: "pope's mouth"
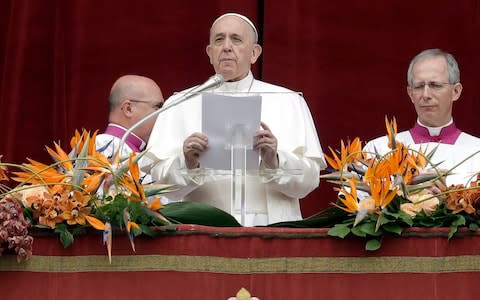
[420,105,437,109]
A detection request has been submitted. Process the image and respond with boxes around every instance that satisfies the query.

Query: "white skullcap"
[211,13,258,43]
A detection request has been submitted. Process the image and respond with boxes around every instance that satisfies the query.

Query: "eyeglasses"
[129,99,164,110]
[410,82,453,95]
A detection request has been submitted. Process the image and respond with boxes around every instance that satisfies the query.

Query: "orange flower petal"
[85,215,106,231]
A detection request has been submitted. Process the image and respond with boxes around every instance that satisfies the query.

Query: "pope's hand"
[254,121,278,169]
[183,133,208,169]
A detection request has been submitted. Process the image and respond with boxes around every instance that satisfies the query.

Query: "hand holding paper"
[183,132,208,169]
[254,122,278,169]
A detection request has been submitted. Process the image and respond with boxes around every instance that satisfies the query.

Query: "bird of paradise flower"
[4,129,174,262]
[322,116,442,228]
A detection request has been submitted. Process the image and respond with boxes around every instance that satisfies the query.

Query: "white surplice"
[146,72,326,225]
[364,129,480,186]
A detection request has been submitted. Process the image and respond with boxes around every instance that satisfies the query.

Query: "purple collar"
[104,124,146,152]
[409,122,461,145]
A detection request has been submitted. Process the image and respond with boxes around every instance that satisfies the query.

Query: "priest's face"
[128,83,164,142]
[407,55,462,127]
[206,16,261,82]
[130,96,164,142]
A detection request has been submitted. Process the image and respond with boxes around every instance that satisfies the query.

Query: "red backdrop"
[1,0,480,216]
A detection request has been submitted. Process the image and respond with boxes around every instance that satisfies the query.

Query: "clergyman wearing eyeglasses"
[364,48,480,187]
[96,75,165,162]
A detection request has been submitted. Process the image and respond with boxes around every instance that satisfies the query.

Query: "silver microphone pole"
[116,74,224,157]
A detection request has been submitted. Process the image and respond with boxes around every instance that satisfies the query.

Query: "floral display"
[0,130,175,262]
[321,117,480,250]
[3,118,480,262]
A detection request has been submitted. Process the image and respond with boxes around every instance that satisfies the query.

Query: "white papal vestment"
[146,72,326,225]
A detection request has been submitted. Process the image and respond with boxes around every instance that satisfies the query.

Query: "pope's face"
[206,16,261,82]
[407,56,462,127]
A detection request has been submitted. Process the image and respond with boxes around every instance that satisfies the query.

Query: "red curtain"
[1,0,480,216]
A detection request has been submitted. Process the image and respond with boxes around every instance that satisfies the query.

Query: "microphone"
[116,74,224,157]
[180,73,225,99]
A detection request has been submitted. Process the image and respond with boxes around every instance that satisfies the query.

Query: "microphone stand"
[116,74,224,157]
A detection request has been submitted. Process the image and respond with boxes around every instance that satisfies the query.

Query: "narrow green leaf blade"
[160,201,241,227]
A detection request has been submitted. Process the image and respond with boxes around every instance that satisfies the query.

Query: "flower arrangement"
[3,118,480,262]
[0,130,243,263]
[0,130,176,262]
[321,117,480,250]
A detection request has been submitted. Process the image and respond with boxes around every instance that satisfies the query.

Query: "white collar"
[417,118,453,136]
[215,71,255,93]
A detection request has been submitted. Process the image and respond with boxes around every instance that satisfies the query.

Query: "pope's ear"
[206,45,213,64]
[250,44,262,64]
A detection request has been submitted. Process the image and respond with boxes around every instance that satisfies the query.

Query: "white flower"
[400,190,439,217]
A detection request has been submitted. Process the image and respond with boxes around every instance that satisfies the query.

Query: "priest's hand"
[254,122,279,169]
[183,133,208,169]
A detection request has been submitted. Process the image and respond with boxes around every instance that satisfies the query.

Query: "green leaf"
[469,223,479,232]
[328,223,351,238]
[415,217,437,227]
[94,194,129,228]
[447,215,465,239]
[138,224,159,237]
[378,214,392,226]
[358,222,383,236]
[160,201,241,227]
[144,184,177,198]
[448,225,458,239]
[398,211,414,226]
[71,225,87,236]
[351,226,366,237]
[365,239,381,251]
[23,207,33,221]
[451,215,466,227]
[131,224,142,237]
[383,210,400,219]
[268,207,349,228]
[54,224,74,248]
[382,223,403,235]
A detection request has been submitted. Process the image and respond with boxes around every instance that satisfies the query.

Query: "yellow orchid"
[61,190,91,226]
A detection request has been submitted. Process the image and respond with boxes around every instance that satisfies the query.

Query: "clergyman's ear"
[451,82,463,102]
[121,100,133,117]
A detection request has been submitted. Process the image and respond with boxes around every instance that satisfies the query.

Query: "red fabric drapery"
[1,0,480,216]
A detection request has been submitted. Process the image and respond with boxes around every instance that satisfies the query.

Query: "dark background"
[1,0,479,216]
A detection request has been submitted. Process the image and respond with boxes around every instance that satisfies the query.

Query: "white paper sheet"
[201,93,262,170]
